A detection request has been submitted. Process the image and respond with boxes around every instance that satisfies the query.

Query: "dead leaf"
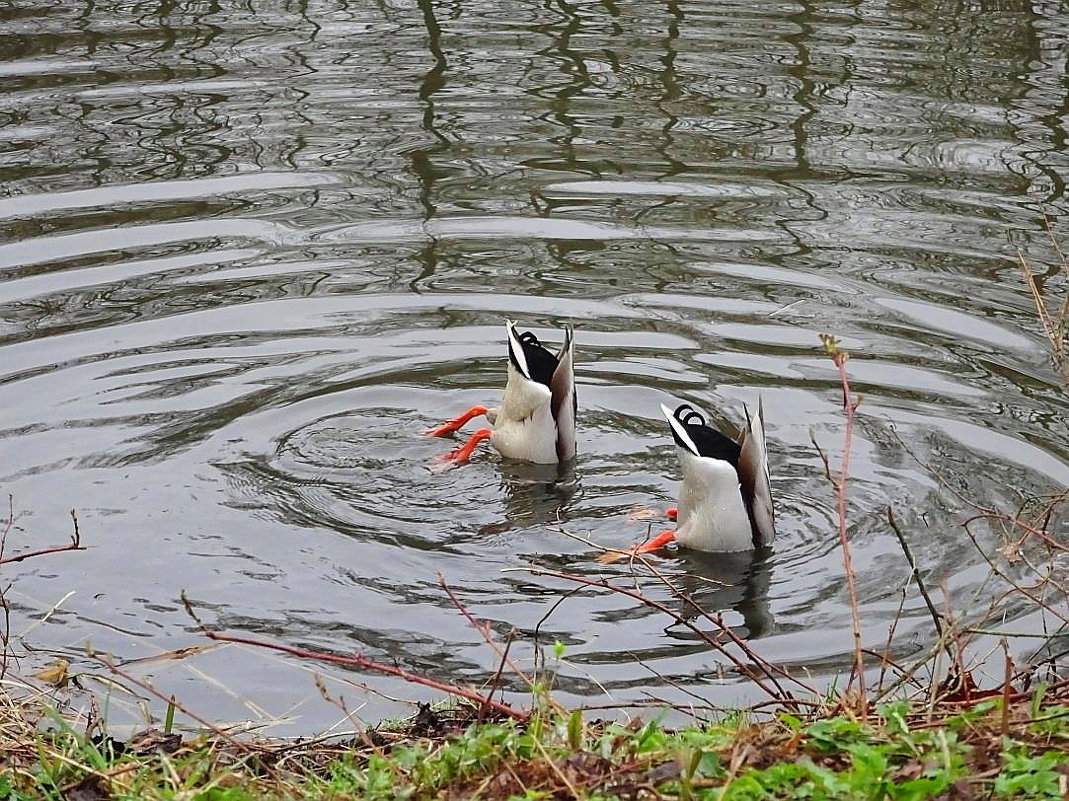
[627,506,659,522]
[127,728,183,755]
[33,658,70,687]
[595,549,633,565]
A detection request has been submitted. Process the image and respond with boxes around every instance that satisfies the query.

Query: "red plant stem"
[832,350,866,715]
[0,543,85,566]
[0,509,84,566]
[438,573,538,694]
[198,629,527,722]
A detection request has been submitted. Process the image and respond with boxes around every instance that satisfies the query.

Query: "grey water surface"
[2,0,1067,733]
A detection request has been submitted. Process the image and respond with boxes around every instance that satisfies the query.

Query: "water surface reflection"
[0,0,1066,732]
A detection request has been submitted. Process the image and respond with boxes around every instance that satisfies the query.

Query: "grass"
[1,689,1066,799]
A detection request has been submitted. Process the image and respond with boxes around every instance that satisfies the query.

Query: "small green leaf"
[694,751,721,778]
[778,712,802,731]
[567,710,582,751]
[164,695,176,735]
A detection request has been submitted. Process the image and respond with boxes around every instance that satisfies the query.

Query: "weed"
[995,741,1065,800]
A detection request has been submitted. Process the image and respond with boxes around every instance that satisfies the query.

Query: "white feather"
[505,321,531,379]
[673,448,754,552]
[659,403,700,456]
[491,362,557,463]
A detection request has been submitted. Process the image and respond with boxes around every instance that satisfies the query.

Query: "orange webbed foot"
[666,507,677,521]
[432,428,492,471]
[596,529,677,564]
[426,405,489,438]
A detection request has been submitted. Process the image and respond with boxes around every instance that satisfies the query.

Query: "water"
[2,0,1067,734]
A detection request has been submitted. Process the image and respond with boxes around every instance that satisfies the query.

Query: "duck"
[427,321,576,466]
[600,400,774,560]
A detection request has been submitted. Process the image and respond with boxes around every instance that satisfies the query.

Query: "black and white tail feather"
[660,401,775,551]
[496,322,576,463]
[427,321,576,467]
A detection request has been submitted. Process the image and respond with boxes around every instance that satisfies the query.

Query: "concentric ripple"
[1,0,1066,732]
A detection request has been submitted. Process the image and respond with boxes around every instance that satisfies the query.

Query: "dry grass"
[1018,241,1069,385]
[1,678,1066,799]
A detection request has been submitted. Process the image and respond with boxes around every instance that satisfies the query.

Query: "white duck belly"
[673,449,754,552]
[491,404,559,463]
[490,362,559,464]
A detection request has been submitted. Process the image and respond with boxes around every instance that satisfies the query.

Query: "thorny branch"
[179,591,527,722]
[820,333,867,716]
[510,565,808,707]
[0,508,85,566]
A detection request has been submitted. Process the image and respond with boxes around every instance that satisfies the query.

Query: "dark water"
[2,0,1067,733]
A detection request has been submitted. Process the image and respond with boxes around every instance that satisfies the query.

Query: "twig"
[1017,248,1069,384]
[531,729,580,798]
[0,496,10,677]
[438,573,542,699]
[636,657,722,712]
[481,629,516,722]
[877,584,909,693]
[862,647,926,693]
[180,591,527,722]
[961,501,1069,555]
[1,494,13,563]
[0,509,85,566]
[1000,639,1012,736]
[87,651,258,755]
[820,333,866,717]
[562,522,817,699]
[0,584,10,679]
[509,566,796,705]
[959,521,1068,626]
[532,582,584,660]
[651,577,812,699]
[887,507,945,641]
[809,430,833,482]
[17,590,75,640]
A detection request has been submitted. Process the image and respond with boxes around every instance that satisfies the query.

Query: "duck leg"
[634,529,676,553]
[426,405,489,437]
[596,529,676,563]
[437,428,492,465]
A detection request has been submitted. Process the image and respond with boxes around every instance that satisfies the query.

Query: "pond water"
[2,0,1067,734]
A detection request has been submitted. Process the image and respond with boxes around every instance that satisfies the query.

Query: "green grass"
[3,694,1066,800]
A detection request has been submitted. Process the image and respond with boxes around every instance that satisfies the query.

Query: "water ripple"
[1,0,1066,732]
